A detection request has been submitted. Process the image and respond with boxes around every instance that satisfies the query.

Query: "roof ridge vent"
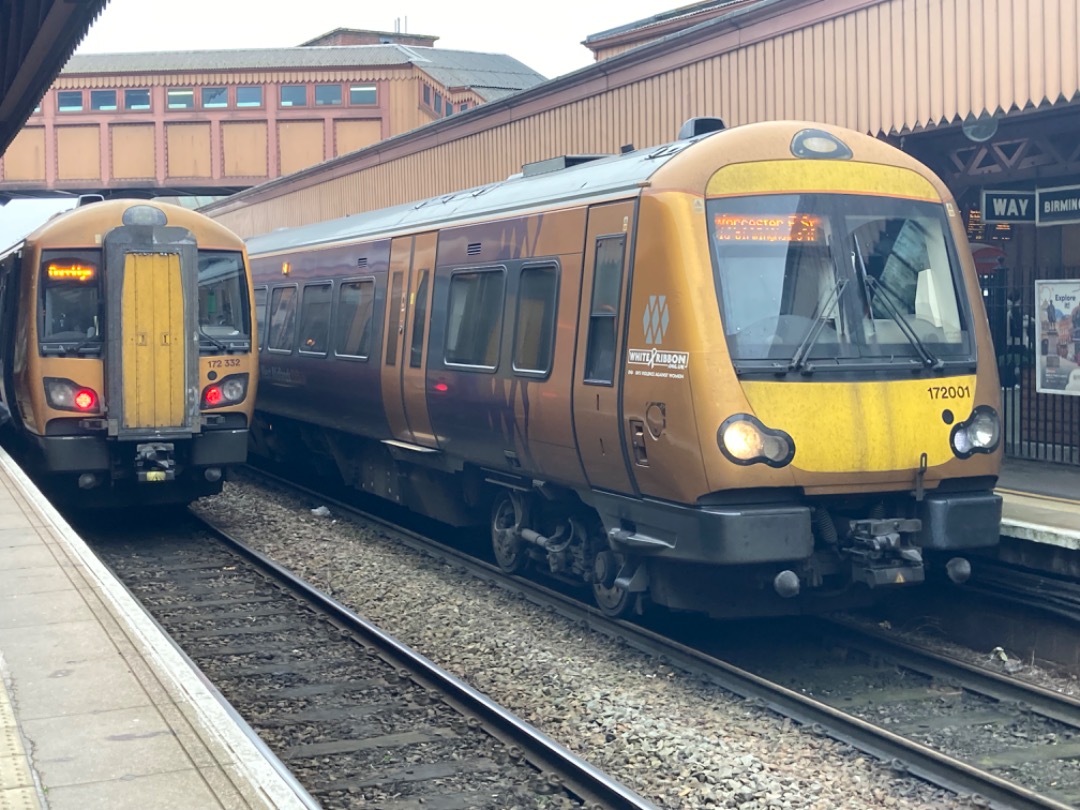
[521,154,611,178]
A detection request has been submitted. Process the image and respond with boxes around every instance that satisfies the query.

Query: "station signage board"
[1037,184,1080,227]
[982,190,1035,223]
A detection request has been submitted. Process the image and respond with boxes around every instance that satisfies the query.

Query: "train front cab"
[593,126,1003,617]
[6,203,254,505]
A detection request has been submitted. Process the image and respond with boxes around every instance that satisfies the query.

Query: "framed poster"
[1036,280,1080,395]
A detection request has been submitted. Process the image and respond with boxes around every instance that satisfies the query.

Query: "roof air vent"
[467,243,482,256]
[677,117,726,140]
[521,154,610,178]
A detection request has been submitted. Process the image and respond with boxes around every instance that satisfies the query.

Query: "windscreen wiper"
[852,236,944,371]
[198,330,229,353]
[789,276,849,373]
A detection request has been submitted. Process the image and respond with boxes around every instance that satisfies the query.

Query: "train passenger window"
[445,269,505,369]
[90,90,116,112]
[513,264,559,376]
[57,91,83,113]
[202,87,228,109]
[197,251,251,350]
[409,270,430,368]
[237,87,262,108]
[280,85,307,107]
[253,286,268,349]
[584,236,625,384]
[298,283,332,355]
[39,251,102,352]
[125,89,151,111]
[268,287,297,352]
[167,89,194,109]
[315,85,342,106]
[335,279,375,359]
[350,85,377,105]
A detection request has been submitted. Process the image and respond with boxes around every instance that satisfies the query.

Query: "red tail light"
[74,389,96,411]
[434,382,449,393]
[204,386,223,406]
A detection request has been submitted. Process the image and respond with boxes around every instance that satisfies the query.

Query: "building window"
[90,90,116,111]
[445,269,505,369]
[459,102,469,112]
[584,236,625,384]
[434,92,442,115]
[125,89,151,110]
[335,279,375,358]
[446,102,454,116]
[422,85,430,105]
[513,264,559,375]
[279,85,307,107]
[202,87,228,108]
[167,88,195,109]
[349,85,377,105]
[298,283,332,355]
[32,103,41,114]
[236,86,262,107]
[315,85,342,106]
[57,91,83,113]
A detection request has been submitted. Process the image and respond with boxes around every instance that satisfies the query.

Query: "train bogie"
[0,200,258,507]
[246,119,1002,618]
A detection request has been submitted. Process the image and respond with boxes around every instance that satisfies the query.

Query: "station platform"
[0,449,313,810]
[998,457,1080,552]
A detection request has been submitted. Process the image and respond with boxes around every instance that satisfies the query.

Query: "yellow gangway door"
[122,253,185,429]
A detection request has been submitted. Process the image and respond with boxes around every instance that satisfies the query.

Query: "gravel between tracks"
[194,480,983,810]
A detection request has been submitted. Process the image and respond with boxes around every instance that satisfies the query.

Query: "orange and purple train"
[245,119,1002,618]
[0,199,257,506]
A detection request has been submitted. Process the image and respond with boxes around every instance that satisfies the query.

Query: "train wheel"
[592,550,635,618]
[491,491,529,574]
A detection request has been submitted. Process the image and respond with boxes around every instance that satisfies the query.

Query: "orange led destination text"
[47,264,96,281]
[714,214,824,244]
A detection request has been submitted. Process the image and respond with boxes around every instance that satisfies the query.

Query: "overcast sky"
[0,0,674,248]
[76,0,672,80]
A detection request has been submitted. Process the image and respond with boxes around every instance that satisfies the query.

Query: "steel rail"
[235,465,1075,809]
[193,508,660,810]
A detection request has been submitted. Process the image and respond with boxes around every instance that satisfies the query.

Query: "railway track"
[76,510,657,810]
[232,466,1080,810]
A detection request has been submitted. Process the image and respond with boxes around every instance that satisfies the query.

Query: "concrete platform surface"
[0,448,314,810]
[999,457,1080,551]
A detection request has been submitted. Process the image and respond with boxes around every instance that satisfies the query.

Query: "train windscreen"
[39,250,102,354]
[707,194,973,372]
[198,251,251,351]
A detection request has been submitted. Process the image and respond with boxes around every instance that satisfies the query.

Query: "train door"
[381,237,413,442]
[400,232,438,447]
[0,253,20,421]
[571,201,636,493]
[120,253,186,429]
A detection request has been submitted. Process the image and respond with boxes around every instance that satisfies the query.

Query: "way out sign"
[982,190,1036,223]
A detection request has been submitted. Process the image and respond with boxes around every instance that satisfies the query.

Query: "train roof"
[244,119,947,258]
[23,199,246,251]
[245,138,700,257]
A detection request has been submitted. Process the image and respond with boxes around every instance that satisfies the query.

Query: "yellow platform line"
[996,487,1080,506]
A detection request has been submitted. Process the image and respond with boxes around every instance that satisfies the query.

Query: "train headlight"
[44,377,100,413]
[950,405,1000,458]
[201,373,248,409]
[718,414,795,468]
